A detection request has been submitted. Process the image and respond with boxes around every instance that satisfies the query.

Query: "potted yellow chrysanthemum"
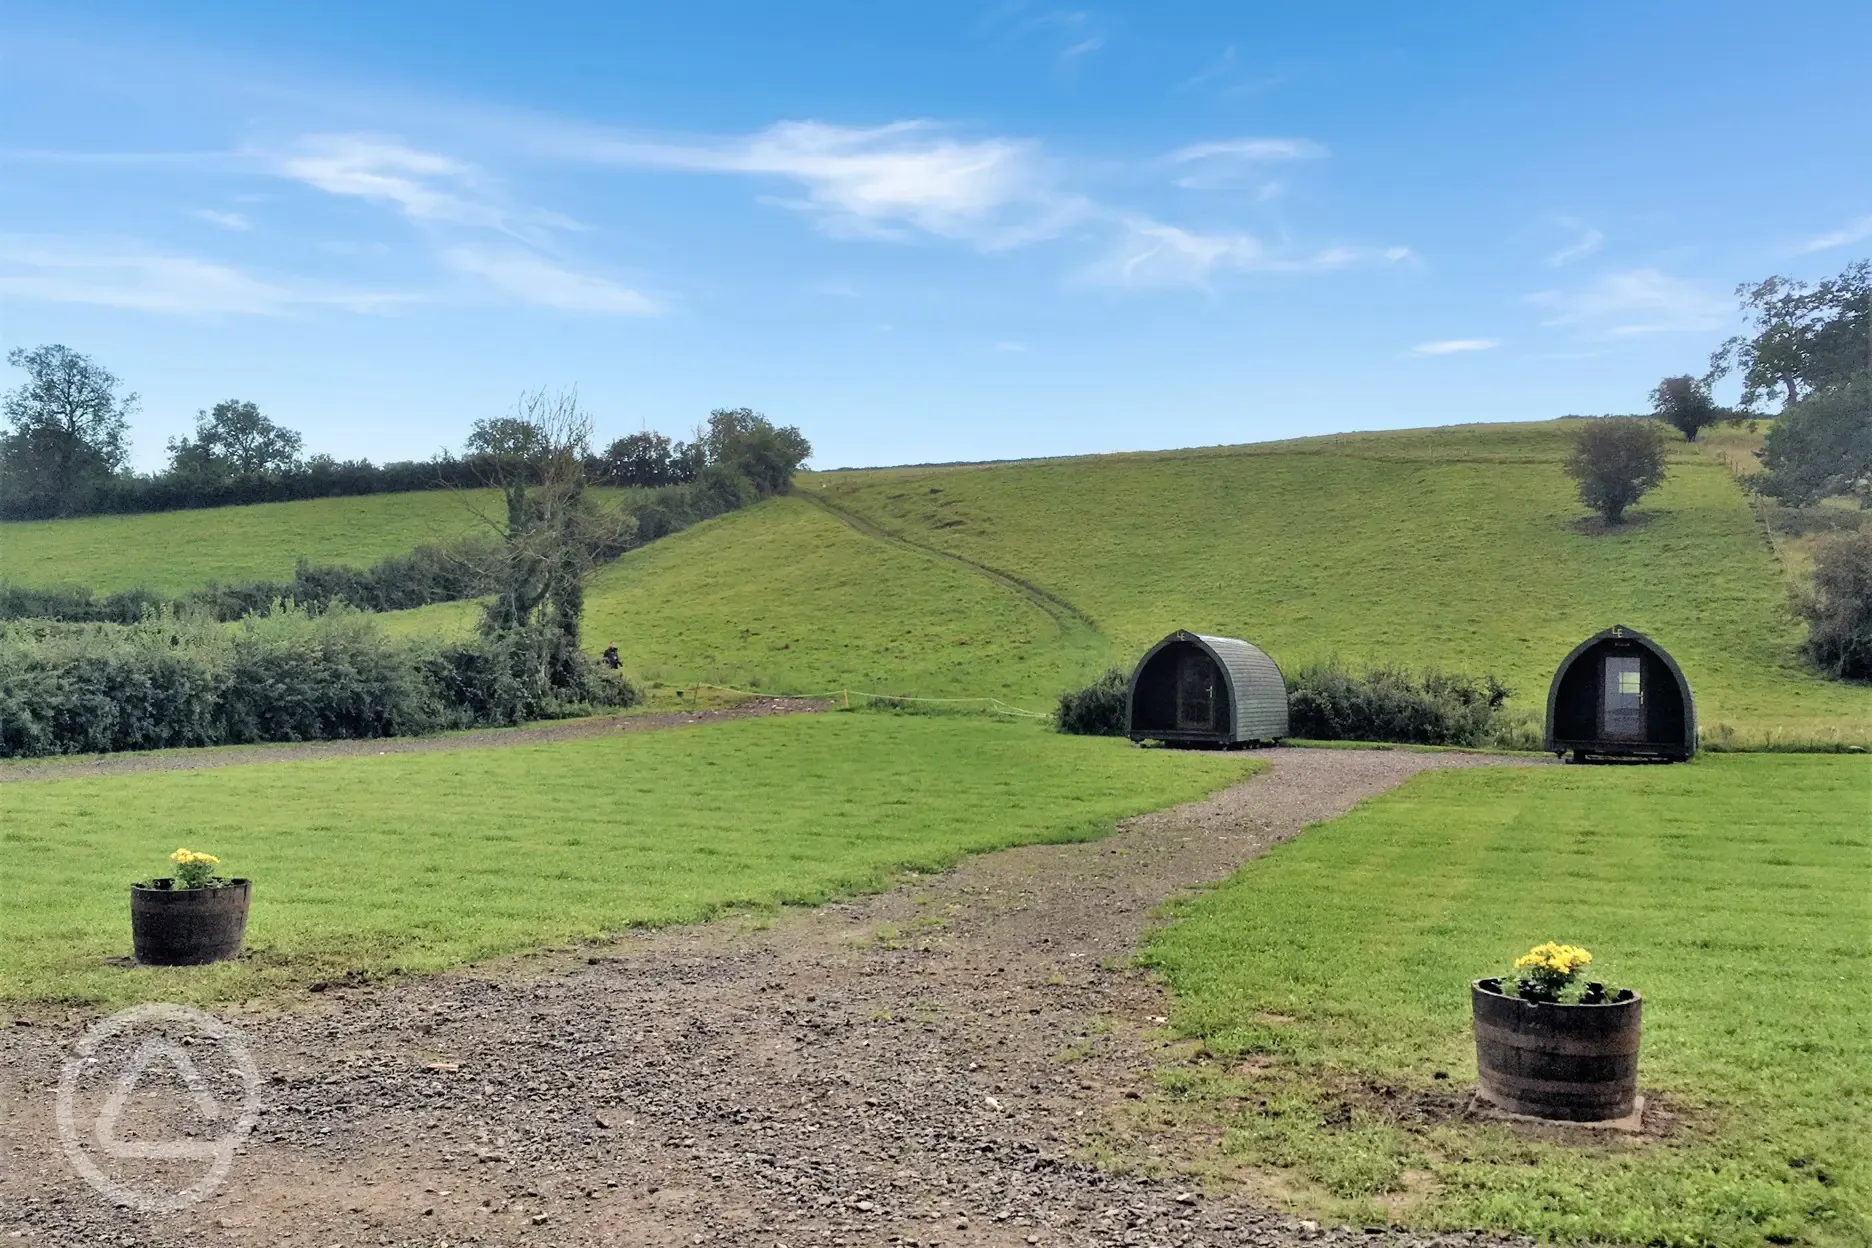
[130,848,251,966]
[1471,942,1642,1123]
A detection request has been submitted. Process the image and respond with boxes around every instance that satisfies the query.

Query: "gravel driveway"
[0,746,1545,1248]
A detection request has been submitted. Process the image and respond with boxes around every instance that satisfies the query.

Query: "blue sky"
[2,2,1868,471]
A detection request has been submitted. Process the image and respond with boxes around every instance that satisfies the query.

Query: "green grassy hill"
[0,489,508,594]
[794,421,1865,741]
[7,422,1866,741]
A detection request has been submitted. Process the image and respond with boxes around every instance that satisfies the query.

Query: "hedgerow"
[0,606,637,758]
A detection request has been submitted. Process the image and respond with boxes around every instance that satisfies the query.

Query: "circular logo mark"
[56,1003,261,1213]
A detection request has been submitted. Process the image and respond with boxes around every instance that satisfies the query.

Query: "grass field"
[380,494,1109,701]
[0,490,511,594]
[0,713,1246,1008]
[1140,754,1871,1246]
[807,421,1867,742]
[7,421,1866,740]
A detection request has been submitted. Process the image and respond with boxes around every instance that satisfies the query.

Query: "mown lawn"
[1141,754,1871,1246]
[813,421,1869,743]
[0,713,1246,1009]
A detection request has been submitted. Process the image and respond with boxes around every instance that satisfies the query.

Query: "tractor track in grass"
[0,746,1548,1248]
[0,697,826,782]
[801,490,1103,642]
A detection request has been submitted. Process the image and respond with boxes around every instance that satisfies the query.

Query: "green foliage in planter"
[169,848,221,890]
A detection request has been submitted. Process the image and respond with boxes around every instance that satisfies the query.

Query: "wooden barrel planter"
[1471,977,1641,1122]
[131,879,251,966]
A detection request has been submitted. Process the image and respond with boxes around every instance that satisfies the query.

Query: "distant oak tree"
[167,399,304,480]
[1708,260,1869,409]
[0,344,136,518]
[1649,374,1721,442]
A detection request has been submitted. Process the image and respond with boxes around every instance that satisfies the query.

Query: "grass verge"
[0,714,1247,1009]
[1139,754,1870,1246]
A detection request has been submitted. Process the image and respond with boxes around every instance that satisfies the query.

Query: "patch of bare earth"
[1,747,1546,1247]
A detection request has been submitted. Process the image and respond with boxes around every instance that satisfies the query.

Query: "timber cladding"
[1126,630,1289,748]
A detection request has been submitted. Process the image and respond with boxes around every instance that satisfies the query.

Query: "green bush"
[1798,529,1872,680]
[1286,660,1511,746]
[1056,667,1129,736]
[0,606,638,758]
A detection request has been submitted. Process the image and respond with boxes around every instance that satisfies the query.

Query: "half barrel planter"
[131,879,251,966]
[1471,977,1641,1123]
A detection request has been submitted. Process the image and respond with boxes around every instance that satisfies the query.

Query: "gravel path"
[0,746,1545,1247]
[0,698,825,782]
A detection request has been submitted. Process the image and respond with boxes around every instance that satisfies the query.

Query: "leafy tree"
[1752,375,1872,506]
[701,407,813,495]
[1709,260,1869,409]
[0,345,135,517]
[167,399,303,480]
[1649,374,1721,442]
[466,390,633,692]
[1797,528,1872,679]
[1563,417,1667,524]
[597,431,676,487]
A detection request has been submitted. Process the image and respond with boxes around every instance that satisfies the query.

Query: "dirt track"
[0,747,1545,1247]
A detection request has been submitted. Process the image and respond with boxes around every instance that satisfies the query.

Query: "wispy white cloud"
[191,208,251,231]
[1081,217,1411,288]
[980,5,1110,63]
[559,120,1088,249]
[1167,138,1327,164]
[1529,268,1730,335]
[1165,137,1328,191]
[1547,227,1603,266]
[265,133,664,317]
[0,235,409,316]
[1796,214,1872,254]
[271,133,577,245]
[1176,45,1240,93]
[442,246,658,315]
[1173,45,1283,99]
[1410,338,1498,356]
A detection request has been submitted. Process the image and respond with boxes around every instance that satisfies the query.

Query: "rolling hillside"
[798,420,1866,739]
[6,421,1866,742]
[0,489,507,594]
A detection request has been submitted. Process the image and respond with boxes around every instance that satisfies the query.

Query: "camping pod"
[1126,630,1289,748]
[1545,625,1696,762]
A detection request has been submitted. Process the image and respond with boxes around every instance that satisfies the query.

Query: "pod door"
[1175,652,1218,731]
[1601,655,1645,741]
